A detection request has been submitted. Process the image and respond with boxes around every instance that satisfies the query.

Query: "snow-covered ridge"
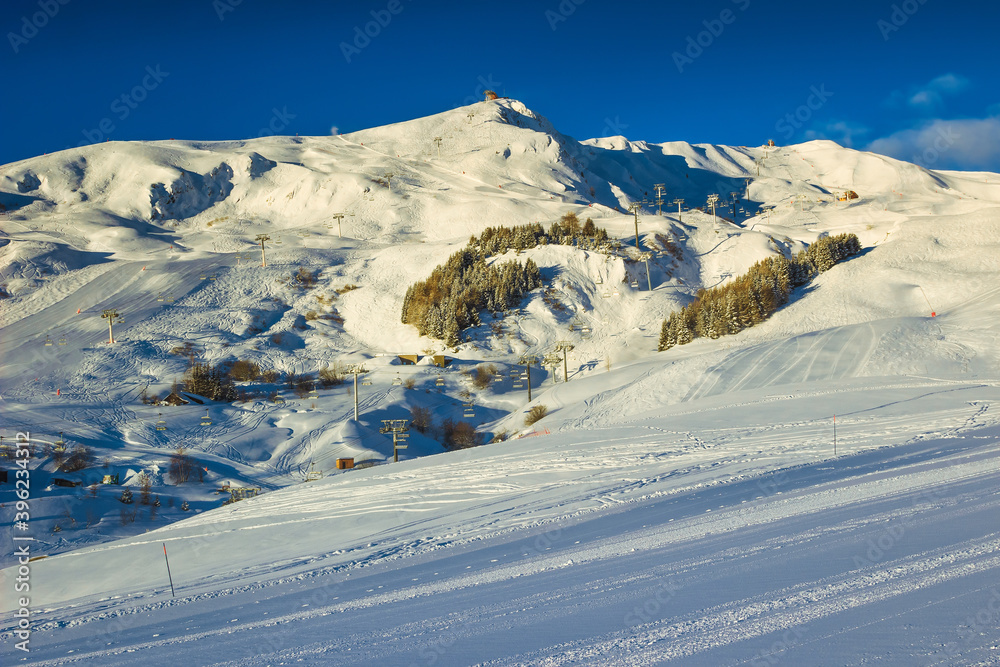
[2,100,1000,665]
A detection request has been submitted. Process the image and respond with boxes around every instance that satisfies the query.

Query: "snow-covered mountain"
[2,99,1000,665]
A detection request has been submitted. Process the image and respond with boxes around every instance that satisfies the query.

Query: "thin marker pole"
[162,543,176,597]
[917,286,936,317]
[354,369,359,421]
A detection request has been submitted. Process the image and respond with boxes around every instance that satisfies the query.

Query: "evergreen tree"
[656,234,861,350]
[676,308,695,345]
[725,291,743,335]
[658,313,678,351]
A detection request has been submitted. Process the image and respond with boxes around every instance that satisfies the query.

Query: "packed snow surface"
[2,99,1000,664]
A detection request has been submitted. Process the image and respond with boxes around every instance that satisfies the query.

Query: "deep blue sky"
[3,0,998,170]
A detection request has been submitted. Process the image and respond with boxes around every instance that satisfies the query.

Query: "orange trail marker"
[76,308,81,314]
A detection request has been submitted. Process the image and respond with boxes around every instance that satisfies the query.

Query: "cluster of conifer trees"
[184,361,238,401]
[402,214,611,344]
[473,213,609,256]
[658,233,861,350]
[401,249,542,345]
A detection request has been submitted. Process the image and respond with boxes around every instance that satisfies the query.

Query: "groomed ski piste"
[2,99,1000,664]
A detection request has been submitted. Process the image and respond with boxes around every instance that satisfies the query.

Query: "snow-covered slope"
[2,99,1000,665]
[4,376,1000,665]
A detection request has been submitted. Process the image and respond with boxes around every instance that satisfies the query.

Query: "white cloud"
[866,115,1000,171]
[907,90,938,109]
[330,125,339,136]
[886,73,971,112]
[926,73,969,94]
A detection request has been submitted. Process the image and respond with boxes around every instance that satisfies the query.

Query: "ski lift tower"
[518,354,538,402]
[554,341,575,383]
[346,364,369,421]
[380,419,410,463]
[627,200,648,250]
[255,234,270,267]
[729,192,741,223]
[653,184,666,216]
[543,353,562,384]
[101,309,124,344]
[707,194,720,225]
[638,252,653,291]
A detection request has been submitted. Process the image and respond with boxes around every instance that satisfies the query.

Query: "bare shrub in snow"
[525,405,548,427]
